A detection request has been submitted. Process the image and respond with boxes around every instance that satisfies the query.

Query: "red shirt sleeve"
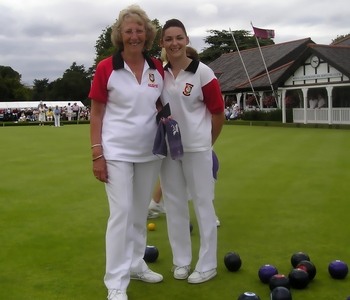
[202,78,224,114]
[88,57,114,103]
[151,58,164,79]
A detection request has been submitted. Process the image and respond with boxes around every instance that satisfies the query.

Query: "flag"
[252,26,275,39]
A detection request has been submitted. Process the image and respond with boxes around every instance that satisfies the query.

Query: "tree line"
[1,18,348,106]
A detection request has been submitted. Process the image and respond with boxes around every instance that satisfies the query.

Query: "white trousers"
[104,159,162,290]
[53,114,60,127]
[160,150,217,272]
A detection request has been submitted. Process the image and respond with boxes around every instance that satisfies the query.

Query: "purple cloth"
[165,119,184,159]
[152,121,167,158]
[152,119,184,159]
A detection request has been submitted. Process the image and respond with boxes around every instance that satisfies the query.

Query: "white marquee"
[0,101,85,110]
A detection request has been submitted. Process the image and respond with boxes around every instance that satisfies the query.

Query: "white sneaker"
[188,269,217,284]
[149,199,166,213]
[172,265,191,280]
[130,268,163,283]
[147,209,159,219]
[107,289,128,300]
[216,215,220,227]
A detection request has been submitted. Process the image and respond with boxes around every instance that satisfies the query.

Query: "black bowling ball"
[224,252,242,272]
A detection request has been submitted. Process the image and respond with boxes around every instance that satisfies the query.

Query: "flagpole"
[250,22,279,108]
[229,28,259,109]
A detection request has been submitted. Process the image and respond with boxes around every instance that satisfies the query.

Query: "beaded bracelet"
[92,154,104,161]
[91,144,102,149]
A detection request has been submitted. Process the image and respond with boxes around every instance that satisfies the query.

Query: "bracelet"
[91,144,102,149]
[92,154,104,161]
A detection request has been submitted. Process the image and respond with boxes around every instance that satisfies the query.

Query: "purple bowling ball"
[237,292,260,300]
[328,260,348,279]
[258,264,278,284]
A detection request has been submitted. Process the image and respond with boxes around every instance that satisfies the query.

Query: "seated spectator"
[317,94,326,108]
[309,95,318,109]
[25,108,35,121]
[225,106,232,120]
[33,108,39,121]
[19,111,26,122]
[229,105,241,120]
[4,109,12,121]
[13,108,19,121]
[46,108,54,121]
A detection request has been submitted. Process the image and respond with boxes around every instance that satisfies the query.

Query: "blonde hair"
[111,5,156,51]
[160,48,168,65]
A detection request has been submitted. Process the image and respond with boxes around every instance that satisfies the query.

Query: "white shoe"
[130,268,163,283]
[149,199,166,213]
[216,216,220,227]
[147,209,159,219]
[188,269,217,284]
[107,289,128,300]
[172,265,191,280]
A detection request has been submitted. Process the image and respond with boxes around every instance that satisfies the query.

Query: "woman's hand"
[93,157,108,183]
[161,115,173,124]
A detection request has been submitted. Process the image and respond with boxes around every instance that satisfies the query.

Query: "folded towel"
[165,119,184,159]
[153,103,183,159]
[152,121,167,158]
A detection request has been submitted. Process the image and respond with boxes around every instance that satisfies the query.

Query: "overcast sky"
[0,0,349,86]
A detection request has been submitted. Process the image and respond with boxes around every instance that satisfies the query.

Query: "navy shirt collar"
[164,59,199,74]
[112,50,157,70]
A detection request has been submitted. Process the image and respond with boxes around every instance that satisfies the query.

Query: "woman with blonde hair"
[89,5,164,300]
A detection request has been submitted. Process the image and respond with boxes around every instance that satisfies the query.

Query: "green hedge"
[225,120,350,130]
[240,108,293,122]
[0,120,90,127]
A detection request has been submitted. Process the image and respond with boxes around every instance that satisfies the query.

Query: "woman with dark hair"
[159,19,225,284]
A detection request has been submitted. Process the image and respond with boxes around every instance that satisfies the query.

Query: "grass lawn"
[1,124,349,300]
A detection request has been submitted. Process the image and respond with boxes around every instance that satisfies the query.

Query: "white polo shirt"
[162,60,224,152]
[309,99,318,109]
[89,52,164,162]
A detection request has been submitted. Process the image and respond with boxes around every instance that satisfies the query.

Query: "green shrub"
[241,109,293,123]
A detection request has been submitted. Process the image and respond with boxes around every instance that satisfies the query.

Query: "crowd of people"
[224,100,241,120]
[0,102,90,124]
